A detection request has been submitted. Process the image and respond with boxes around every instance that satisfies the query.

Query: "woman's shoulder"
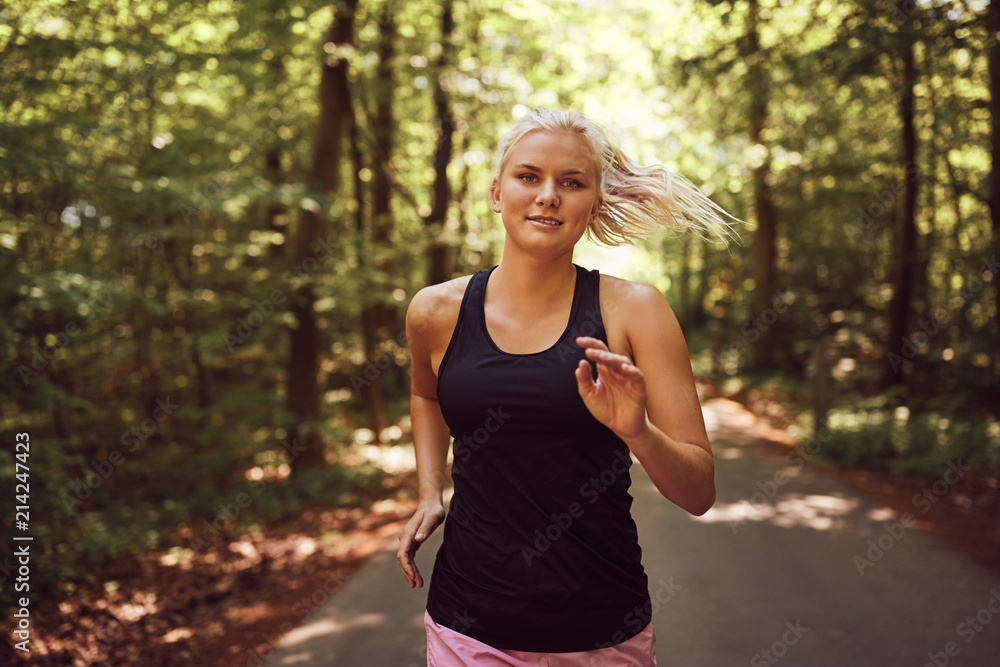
[597,272,672,312]
[596,271,684,360]
[406,274,476,336]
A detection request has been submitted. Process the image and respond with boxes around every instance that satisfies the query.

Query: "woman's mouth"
[528,216,562,226]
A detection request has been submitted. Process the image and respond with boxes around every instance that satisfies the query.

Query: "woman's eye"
[562,179,583,188]
[519,174,537,182]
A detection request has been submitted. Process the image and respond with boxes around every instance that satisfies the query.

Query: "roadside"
[708,382,1000,576]
[11,387,999,665]
[10,476,418,667]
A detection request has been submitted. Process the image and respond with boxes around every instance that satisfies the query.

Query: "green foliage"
[819,407,1000,477]
[0,0,996,619]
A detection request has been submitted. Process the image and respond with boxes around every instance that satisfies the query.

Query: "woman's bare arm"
[397,282,462,588]
[575,281,714,516]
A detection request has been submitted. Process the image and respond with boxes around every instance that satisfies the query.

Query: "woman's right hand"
[397,500,445,588]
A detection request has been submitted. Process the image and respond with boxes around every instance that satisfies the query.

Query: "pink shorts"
[424,610,657,666]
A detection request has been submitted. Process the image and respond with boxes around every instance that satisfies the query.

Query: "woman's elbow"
[685,484,716,517]
[674,461,715,516]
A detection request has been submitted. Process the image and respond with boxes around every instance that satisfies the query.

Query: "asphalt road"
[264,398,1000,667]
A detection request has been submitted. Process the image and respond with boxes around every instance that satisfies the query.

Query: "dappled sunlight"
[278,612,388,648]
[717,446,746,460]
[693,500,773,524]
[701,398,764,445]
[692,494,862,531]
[865,506,898,522]
[344,442,417,473]
[770,494,861,530]
[161,627,194,643]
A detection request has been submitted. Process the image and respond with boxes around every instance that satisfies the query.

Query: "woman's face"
[491,130,603,259]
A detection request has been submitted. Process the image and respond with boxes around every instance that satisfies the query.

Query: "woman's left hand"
[574,337,649,440]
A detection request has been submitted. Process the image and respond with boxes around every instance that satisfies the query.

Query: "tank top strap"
[566,265,606,343]
[465,265,497,334]
[435,266,495,394]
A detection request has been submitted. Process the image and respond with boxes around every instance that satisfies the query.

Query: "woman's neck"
[489,249,578,310]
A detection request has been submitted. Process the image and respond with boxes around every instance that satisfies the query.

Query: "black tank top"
[427,264,650,653]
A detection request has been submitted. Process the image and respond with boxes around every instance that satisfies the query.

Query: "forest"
[1,0,998,663]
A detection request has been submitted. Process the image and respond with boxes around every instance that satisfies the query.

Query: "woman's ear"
[490,178,502,213]
[591,196,604,221]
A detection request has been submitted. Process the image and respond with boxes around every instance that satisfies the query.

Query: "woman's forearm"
[411,393,452,504]
[622,418,715,516]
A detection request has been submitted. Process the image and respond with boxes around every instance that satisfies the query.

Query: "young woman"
[397,108,738,666]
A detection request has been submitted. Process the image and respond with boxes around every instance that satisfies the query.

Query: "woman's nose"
[536,179,559,206]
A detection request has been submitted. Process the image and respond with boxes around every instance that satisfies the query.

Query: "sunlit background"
[1,0,998,662]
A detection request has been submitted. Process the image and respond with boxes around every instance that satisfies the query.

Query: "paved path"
[265,399,1000,666]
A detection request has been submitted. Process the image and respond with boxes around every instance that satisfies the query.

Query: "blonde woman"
[398,108,738,666]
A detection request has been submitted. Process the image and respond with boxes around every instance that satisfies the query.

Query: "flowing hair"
[492,107,742,247]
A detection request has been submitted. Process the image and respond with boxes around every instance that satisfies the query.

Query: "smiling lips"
[528,216,562,226]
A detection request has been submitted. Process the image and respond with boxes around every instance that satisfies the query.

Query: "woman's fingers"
[576,338,647,413]
[398,506,445,588]
[575,336,608,351]
[397,535,416,587]
[578,337,634,368]
[398,518,424,588]
[575,359,596,393]
[583,350,642,387]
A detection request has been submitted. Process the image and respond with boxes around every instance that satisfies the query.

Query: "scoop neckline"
[479,264,584,357]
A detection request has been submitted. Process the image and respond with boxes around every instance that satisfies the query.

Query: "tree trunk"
[989,0,1000,376]
[287,0,357,470]
[425,0,456,285]
[884,33,918,387]
[747,0,778,371]
[356,2,397,442]
[811,338,830,435]
[265,146,285,259]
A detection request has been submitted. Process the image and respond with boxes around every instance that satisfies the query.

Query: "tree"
[424,0,457,286]
[988,0,1000,370]
[357,0,399,441]
[884,2,920,387]
[745,0,779,371]
[287,0,359,470]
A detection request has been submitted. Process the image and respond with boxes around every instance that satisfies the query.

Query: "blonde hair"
[492,107,742,246]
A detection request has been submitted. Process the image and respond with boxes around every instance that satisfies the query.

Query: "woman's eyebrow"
[513,162,586,176]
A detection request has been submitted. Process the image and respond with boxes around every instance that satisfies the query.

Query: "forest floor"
[11,385,1000,667]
